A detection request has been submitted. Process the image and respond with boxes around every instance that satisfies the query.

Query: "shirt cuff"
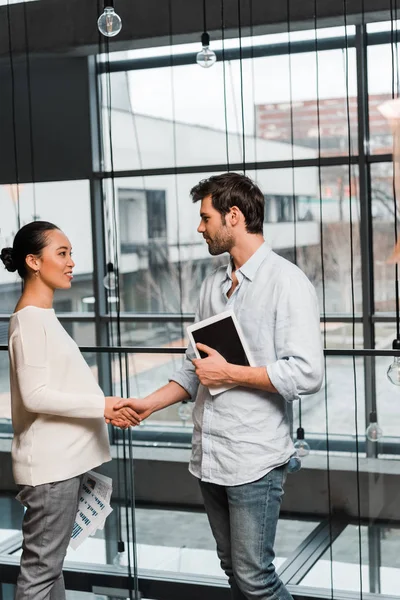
[266,362,300,402]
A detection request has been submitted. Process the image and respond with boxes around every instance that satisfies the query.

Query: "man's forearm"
[226,364,278,393]
[145,381,190,414]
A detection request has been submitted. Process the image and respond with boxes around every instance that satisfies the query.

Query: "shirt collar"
[221,242,271,284]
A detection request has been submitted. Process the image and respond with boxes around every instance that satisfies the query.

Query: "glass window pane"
[368,44,398,155]
[298,524,400,596]
[103,166,360,316]
[100,48,357,171]
[0,180,93,314]
[294,355,365,438]
[375,323,400,438]
[372,163,399,313]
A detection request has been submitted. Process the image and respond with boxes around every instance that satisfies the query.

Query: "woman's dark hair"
[190,172,265,234]
[0,221,60,279]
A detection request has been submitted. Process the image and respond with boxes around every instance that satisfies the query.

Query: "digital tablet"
[187,309,255,396]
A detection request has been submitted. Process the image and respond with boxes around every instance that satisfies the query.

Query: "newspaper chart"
[70,471,113,550]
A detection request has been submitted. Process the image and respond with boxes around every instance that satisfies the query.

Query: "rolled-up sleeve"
[266,274,324,402]
[169,291,205,401]
[169,344,200,401]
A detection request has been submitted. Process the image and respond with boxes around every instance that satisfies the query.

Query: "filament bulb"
[366,411,383,442]
[387,339,400,385]
[293,427,310,458]
[103,262,118,291]
[98,6,122,37]
[196,32,217,68]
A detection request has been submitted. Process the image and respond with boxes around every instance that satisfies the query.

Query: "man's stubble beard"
[206,227,234,256]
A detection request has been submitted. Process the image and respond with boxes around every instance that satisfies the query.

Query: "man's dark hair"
[190,172,264,234]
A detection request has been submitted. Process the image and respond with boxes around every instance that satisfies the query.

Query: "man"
[114,172,324,600]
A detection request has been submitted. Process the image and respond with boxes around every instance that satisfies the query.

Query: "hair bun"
[0,247,17,272]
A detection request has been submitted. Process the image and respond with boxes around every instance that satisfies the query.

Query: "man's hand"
[104,396,141,429]
[192,343,233,388]
[107,396,155,427]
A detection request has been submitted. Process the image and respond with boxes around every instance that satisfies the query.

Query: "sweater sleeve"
[12,314,105,418]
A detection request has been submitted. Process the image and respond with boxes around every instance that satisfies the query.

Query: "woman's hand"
[104,396,141,428]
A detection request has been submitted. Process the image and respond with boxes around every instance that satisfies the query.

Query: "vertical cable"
[95,0,125,555]
[221,0,230,170]
[202,0,207,33]
[22,1,37,220]
[249,0,258,174]
[97,3,137,594]
[287,0,301,428]
[104,38,137,598]
[168,0,185,343]
[343,1,363,596]
[125,354,139,600]
[313,3,334,598]
[124,71,179,372]
[390,0,400,339]
[237,0,246,173]
[6,0,21,230]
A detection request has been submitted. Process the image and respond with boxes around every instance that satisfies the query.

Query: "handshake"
[104,396,151,429]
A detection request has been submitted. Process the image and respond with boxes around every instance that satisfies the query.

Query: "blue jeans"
[199,465,293,600]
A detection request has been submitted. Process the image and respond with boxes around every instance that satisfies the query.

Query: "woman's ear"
[25,254,40,273]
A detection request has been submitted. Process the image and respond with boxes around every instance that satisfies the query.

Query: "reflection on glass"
[299,524,400,596]
[293,356,365,438]
[63,506,319,578]
[103,167,361,317]
[100,47,357,171]
[368,44,400,154]
[375,324,400,437]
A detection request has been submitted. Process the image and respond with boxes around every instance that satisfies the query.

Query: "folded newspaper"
[69,471,113,550]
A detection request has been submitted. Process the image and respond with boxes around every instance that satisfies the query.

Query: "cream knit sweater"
[8,306,111,486]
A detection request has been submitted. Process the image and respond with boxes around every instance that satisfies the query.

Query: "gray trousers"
[15,475,82,600]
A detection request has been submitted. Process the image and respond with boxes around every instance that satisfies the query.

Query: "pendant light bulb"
[196,32,217,68]
[98,6,122,37]
[366,411,383,442]
[178,401,192,425]
[103,262,118,291]
[113,540,127,568]
[287,455,302,473]
[293,427,310,458]
[387,339,400,385]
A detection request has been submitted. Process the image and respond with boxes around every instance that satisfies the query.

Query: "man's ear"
[25,254,40,272]
[229,205,242,226]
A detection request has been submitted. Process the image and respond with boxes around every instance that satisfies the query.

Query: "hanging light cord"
[314,3,334,597]
[343,1,363,596]
[390,0,400,340]
[99,1,139,593]
[237,0,246,173]
[22,1,37,220]
[6,0,21,230]
[168,0,185,344]
[249,0,257,171]
[104,38,139,600]
[287,0,301,429]
[202,0,207,34]
[221,0,230,170]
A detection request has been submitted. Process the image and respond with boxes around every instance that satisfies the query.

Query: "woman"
[0,221,139,600]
